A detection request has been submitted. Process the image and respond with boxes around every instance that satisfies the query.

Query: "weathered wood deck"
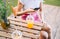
[43,4,60,39]
[0,4,60,39]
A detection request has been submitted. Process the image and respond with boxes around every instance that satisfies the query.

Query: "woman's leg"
[40,31,48,39]
[39,23,51,39]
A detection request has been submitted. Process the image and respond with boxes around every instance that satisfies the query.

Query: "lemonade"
[26,14,34,28]
[27,20,34,28]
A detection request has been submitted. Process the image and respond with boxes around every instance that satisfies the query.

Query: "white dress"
[20,0,43,23]
[19,0,43,10]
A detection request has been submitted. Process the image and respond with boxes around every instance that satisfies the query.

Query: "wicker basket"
[0,14,44,39]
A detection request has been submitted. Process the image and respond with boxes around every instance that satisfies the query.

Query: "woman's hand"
[39,2,42,12]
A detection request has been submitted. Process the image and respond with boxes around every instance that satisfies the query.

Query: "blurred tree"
[0,0,10,29]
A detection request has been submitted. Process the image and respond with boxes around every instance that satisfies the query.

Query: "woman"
[12,0,51,39]
[17,0,43,22]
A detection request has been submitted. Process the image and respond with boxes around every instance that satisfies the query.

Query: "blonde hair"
[17,0,24,11]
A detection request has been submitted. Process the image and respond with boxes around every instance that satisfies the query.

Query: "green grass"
[44,0,60,6]
[6,0,17,16]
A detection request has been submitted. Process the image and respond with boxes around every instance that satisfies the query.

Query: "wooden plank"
[0,25,39,39]
[0,24,40,35]
[0,37,6,39]
[22,37,31,39]
[0,29,39,39]
[10,20,42,31]
[0,24,40,39]
[10,24,40,35]
[8,28,39,38]
[0,26,14,33]
[0,31,11,38]
[22,32,39,39]
[0,26,10,33]
[0,26,4,31]
[0,27,31,39]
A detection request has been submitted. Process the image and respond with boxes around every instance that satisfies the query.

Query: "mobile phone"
[34,8,40,10]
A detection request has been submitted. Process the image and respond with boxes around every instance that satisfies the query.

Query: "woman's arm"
[17,9,35,16]
[39,2,43,12]
[17,0,35,16]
